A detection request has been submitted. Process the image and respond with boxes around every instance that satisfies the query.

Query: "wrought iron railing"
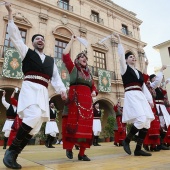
[90,14,104,25]
[88,65,117,80]
[57,1,73,12]
[0,45,16,58]
[121,28,133,37]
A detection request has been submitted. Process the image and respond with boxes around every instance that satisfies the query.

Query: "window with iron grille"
[58,0,69,10]
[54,39,67,59]
[91,11,99,23]
[93,51,106,76]
[3,25,27,56]
[122,24,128,35]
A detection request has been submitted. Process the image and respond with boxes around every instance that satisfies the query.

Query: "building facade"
[154,40,170,100]
[0,0,146,139]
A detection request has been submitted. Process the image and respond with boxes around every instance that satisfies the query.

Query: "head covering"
[75,49,88,60]
[149,74,156,81]
[32,34,44,42]
[74,49,91,78]
[125,52,133,59]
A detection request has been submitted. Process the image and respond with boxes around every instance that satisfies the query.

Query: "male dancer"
[3,3,67,169]
[93,102,102,146]
[115,33,154,156]
[45,102,59,148]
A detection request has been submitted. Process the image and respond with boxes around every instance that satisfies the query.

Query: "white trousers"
[22,105,44,135]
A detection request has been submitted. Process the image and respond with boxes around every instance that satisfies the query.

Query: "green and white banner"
[98,69,111,92]
[2,48,23,79]
[55,59,70,90]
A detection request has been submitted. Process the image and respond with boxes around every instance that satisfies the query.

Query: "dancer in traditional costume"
[3,3,67,169]
[45,102,59,148]
[142,60,165,151]
[2,90,17,149]
[115,33,154,156]
[113,99,126,147]
[62,35,98,161]
[150,74,170,150]
[93,102,102,146]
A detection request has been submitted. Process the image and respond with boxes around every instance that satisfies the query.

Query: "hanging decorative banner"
[98,69,111,92]
[55,58,70,90]
[2,48,24,79]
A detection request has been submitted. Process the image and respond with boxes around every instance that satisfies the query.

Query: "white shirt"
[2,96,17,112]
[7,20,66,94]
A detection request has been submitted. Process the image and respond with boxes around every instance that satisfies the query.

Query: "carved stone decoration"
[110,38,118,47]
[79,27,87,37]
[60,15,69,25]
[107,10,112,17]
[3,13,32,27]
[52,26,72,41]
[91,42,109,52]
[39,13,49,24]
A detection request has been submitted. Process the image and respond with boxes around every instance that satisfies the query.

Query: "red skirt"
[164,126,170,144]
[114,116,126,143]
[8,115,22,146]
[143,115,160,145]
[62,85,93,149]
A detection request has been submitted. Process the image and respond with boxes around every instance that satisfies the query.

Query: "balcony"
[57,1,73,12]
[0,45,16,59]
[88,65,117,80]
[121,28,133,37]
[90,14,104,25]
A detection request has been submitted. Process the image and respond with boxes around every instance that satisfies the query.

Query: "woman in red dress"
[62,36,98,161]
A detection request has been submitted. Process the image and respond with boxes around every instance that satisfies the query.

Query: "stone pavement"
[0,142,170,170]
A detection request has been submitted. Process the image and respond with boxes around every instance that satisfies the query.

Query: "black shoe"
[143,145,149,151]
[3,149,22,169]
[114,143,119,146]
[78,154,91,161]
[3,146,6,149]
[66,150,73,159]
[93,143,97,146]
[45,141,49,148]
[161,144,169,150]
[96,143,101,146]
[75,145,80,150]
[150,147,160,152]
[49,145,55,148]
[134,150,152,156]
[122,140,131,155]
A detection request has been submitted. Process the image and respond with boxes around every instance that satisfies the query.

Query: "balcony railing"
[121,28,133,37]
[88,65,117,80]
[57,1,73,12]
[90,14,104,25]
[0,45,16,58]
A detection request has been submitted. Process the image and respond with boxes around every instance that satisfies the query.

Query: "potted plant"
[103,115,115,142]
[35,122,46,145]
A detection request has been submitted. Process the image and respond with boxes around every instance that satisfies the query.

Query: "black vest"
[155,88,164,100]
[122,65,144,87]
[22,49,54,78]
[6,105,17,118]
[93,108,102,118]
[50,108,57,119]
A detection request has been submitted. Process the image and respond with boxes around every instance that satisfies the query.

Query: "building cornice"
[20,0,145,46]
[88,0,142,25]
[153,40,170,50]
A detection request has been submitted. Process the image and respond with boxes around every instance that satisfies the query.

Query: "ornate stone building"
[0,0,146,139]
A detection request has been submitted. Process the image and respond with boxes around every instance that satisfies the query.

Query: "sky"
[112,0,170,74]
